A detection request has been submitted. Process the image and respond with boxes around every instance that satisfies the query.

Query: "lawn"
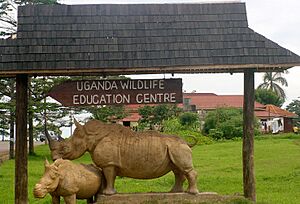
[0,134,299,204]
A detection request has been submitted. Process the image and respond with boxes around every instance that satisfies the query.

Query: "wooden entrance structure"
[1,3,300,203]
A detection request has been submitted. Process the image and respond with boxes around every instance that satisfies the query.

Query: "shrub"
[164,129,214,145]
[209,129,224,140]
[178,112,200,130]
[203,107,258,140]
[162,117,213,145]
[162,117,182,133]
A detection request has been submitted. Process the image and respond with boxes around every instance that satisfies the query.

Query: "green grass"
[0,133,299,203]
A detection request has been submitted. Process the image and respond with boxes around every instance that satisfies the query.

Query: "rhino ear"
[44,159,50,167]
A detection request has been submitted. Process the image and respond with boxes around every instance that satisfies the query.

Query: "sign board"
[47,78,182,106]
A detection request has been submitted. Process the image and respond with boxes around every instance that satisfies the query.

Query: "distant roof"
[254,109,281,119]
[183,93,265,109]
[1,3,300,76]
[265,104,298,118]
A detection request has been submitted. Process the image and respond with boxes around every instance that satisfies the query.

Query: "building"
[183,93,298,133]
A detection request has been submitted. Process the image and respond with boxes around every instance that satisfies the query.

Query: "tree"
[286,98,300,117]
[138,104,182,130]
[255,88,284,107]
[0,104,9,141]
[0,78,16,158]
[29,77,79,134]
[257,72,288,99]
[88,105,127,123]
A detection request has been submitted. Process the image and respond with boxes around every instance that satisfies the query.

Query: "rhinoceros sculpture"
[46,119,199,195]
[33,159,102,204]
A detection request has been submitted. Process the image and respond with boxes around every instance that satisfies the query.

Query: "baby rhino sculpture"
[33,159,102,204]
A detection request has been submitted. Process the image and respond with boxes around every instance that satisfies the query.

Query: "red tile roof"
[254,110,281,118]
[265,104,297,118]
[183,93,265,110]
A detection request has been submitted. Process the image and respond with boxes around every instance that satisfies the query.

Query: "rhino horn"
[56,135,65,142]
[45,128,59,149]
[74,118,83,130]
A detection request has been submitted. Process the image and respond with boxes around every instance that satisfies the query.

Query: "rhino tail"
[186,135,198,148]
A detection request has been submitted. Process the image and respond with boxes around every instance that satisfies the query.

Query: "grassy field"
[0,134,299,203]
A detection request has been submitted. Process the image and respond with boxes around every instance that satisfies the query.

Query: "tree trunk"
[15,74,28,204]
[9,80,15,160]
[9,110,15,159]
[28,106,34,155]
[243,69,256,202]
[28,77,34,155]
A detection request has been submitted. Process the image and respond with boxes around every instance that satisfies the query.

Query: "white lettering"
[136,94,143,103]
[120,80,129,89]
[111,81,118,90]
[73,95,79,104]
[170,93,176,102]
[76,82,83,91]
[159,80,164,89]
[100,95,106,104]
[164,93,170,102]
[134,93,177,104]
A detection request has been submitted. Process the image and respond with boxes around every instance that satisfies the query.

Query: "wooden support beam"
[15,74,28,204]
[243,69,256,202]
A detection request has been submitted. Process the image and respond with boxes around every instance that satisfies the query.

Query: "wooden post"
[243,69,256,202]
[15,74,28,204]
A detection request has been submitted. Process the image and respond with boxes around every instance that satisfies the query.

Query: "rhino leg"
[102,166,117,195]
[167,145,199,194]
[52,195,60,204]
[186,169,199,194]
[170,168,185,193]
[63,194,76,204]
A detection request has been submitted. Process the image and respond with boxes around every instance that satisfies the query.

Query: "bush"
[164,129,214,145]
[209,129,224,140]
[162,117,182,133]
[203,108,258,140]
[162,117,213,145]
[178,112,199,130]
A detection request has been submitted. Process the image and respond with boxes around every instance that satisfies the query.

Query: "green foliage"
[286,98,300,117]
[29,77,76,138]
[163,117,213,145]
[209,129,224,140]
[203,108,253,140]
[162,117,182,133]
[178,112,199,129]
[255,88,284,107]
[171,129,214,145]
[88,105,127,123]
[257,71,288,99]
[138,105,182,130]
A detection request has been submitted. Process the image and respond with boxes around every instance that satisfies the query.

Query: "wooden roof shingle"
[1,3,300,76]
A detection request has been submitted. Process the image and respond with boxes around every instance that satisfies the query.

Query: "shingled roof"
[1,3,300,76]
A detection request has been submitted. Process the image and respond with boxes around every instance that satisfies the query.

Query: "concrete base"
[95,192,248,204]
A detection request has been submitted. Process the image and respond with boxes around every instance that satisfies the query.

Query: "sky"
[57,0,300,106]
